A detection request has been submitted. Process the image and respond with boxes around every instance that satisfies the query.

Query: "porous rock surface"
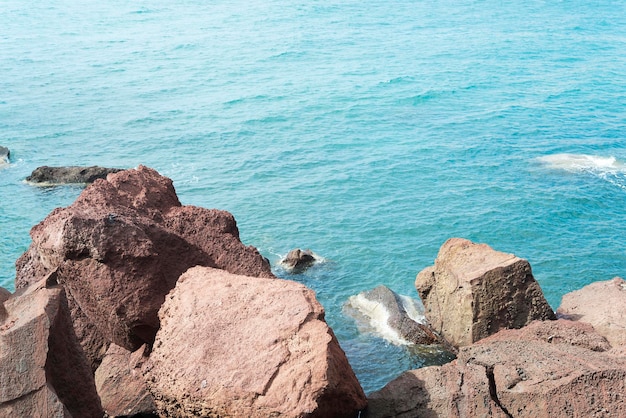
[15,165,274,368]
[0,277,103,417]
[557,276,626,348]
[143,266,368,417]
[366,320,626,418]
[415,238,555,348]
[25,165,123,185]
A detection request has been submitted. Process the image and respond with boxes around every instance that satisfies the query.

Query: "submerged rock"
[15,165,274,368]
[415,238,555,348]
[25,165,123,185]
[557,276,626,348]
[279,248,320,273]
[366,320,626,417]
[0,277,103,417]
[143,266,367,417]
[345,285,452,349]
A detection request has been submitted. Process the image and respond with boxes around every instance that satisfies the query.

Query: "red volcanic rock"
[143,266,367,417]
[15,166,274,366]
[557,277,626,348]
[415,238,555,348]
[366,321,626,418]
[95,344,156,417]
[0,277,103,417]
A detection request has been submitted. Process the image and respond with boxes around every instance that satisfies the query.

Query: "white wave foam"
[347,294,411,345]
[537,153,626,173]
[398,294,427,324]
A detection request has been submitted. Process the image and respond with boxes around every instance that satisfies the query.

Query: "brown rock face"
[366,321,626,418]
[15,165,274,367]
[557,277,626,348]
[95,344,156,417]
[143,266,367,417]
[415,238,555,347]
[0,278,103,417]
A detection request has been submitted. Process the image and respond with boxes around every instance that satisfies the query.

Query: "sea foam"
[537,153,625,173]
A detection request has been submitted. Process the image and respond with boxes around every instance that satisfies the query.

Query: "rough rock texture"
[25,165,123,185]
[345,285,452,348]
[280,248,319,273]
[143,266,367,417]
[0,146,9,164]
[557,277,626,348]
[0,276,103,417]
[415,238,555,347]
[15,165,274,368]
[95,344,156,417]
[366,321,626,418]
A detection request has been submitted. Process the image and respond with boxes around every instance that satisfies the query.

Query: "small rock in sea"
[25,165,123,185]
[0,146,9,165]
[279,248,320,273]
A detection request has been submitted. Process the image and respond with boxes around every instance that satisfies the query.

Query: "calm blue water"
[2,0,626,393]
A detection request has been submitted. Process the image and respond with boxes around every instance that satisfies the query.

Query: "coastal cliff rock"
[345,285,451,348]
[15,165,274,367]
[279,248,320,273]
[25,165,123,185]
[95,343,156,417]
[0,277,103,417]
[143,266,367,417]
[415,238,555,348]
[366,320,626,417]
[557,276,626,348]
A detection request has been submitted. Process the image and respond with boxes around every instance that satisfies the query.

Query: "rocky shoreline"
[1,166,624,417]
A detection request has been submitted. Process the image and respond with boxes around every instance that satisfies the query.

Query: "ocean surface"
[2,0,626,393]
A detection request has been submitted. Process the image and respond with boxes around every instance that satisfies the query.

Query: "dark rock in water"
[0,146,9,164]
[346,285,453,350]
[15,165,274,367]
[0,277,103,417]
[26,165,123,185]
[279,248,318,273]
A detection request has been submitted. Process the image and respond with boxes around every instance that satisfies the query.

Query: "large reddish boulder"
[0,277,103,417]
[15,165,274,367]
[366,320,626,417]
[557,277,626,348]
[143,266,367,417]
[415,238,555,348]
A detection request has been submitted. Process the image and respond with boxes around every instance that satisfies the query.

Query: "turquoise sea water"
[2,0,626,393]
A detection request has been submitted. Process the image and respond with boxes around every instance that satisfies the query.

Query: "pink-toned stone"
[15,165,274,366]
[0,277,103,417]
[367,322,626,418]
[143,266,367,417]
[557,277,626,348]
[415,238,555,348]
[95,344,156,417]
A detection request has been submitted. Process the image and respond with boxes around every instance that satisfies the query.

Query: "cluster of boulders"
[1,166,367,417]
[1,164,625,417]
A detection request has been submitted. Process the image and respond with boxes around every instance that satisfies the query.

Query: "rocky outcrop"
[366,320,626,417]
[279,248,320,273]
[0,277,103,417]
[557,277,626,348]
[415,238,555,348]
[0,146,9,165]
[15,165,274,368]
[345,285,452,349]
[143,266,367,417]
[95,344,156,417]
[25,165,123,185]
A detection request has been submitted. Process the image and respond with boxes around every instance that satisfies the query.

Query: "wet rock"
[0,146,9,165]
[415,238,555,348]
[279,248,319,273]
[345,285,452,349]
[143,266,367,417]
[557,277,626,348]
[95,344,156,417]
[26,165,123,185]
[0,277,103,417]
[15,165,274,366]
[366,321,626,418]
